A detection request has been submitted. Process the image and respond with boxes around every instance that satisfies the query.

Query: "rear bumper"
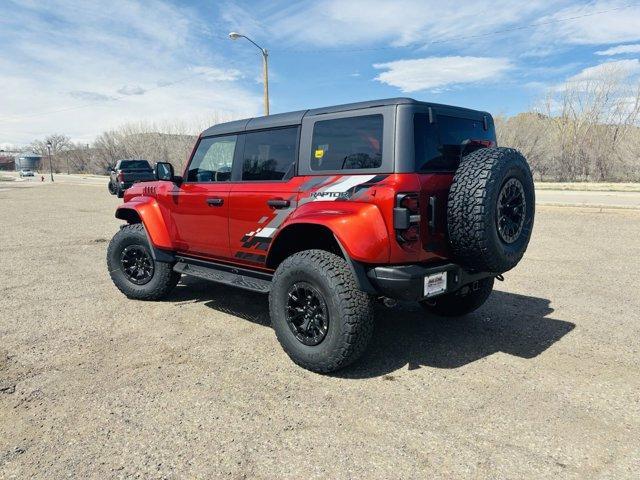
[366,263,493,301]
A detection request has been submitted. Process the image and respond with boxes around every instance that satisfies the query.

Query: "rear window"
[414,113,495,172]
[119,160,151,169]
[242,127,298,181]
[310,115,383,171]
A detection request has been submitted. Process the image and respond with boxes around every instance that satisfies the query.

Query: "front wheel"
[269,250,375,373]
[107,224,180,300]
[419,277,494,317]
[108,181,116,195]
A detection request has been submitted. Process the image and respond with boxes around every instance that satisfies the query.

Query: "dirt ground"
[1,182,639,479]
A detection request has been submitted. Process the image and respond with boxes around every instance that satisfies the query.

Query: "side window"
[310,115,383,171]
[241,127,298,181]
[187,135,237,182]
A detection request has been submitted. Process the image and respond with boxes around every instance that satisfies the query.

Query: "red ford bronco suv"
[107,98,535,373]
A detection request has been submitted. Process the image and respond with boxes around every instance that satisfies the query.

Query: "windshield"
[120,160,151,170]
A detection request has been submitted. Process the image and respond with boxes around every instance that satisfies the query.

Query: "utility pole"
[229,32,270,116]
[46,140,54,182]
[262,48,269,116]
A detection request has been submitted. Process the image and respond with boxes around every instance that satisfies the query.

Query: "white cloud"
[547,59,640,97]
[567,59,640,82]
[69,91,115,102]
[595,44,640,56]
[373,56,512,92]
[0,0,260,145]
[224,0,550,48]
[537,1,640,46]
[191,66,242,82]
[117,85,147,96]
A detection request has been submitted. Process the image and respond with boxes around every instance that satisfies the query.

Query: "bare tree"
[497,64,640,182]
[27,134,73,173]
[90,117,235,174]
[29,134,72,156]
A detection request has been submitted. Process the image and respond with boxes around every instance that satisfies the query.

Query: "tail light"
[394,193,420,245]
[471,139,495,148]
[117,171,124,182]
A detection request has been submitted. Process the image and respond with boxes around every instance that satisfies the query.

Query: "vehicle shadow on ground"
[342,291,575,379]
[167,278,575,379]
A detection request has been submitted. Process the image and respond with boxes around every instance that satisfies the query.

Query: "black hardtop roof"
[201,97,490,137]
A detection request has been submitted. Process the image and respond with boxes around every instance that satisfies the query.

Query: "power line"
[3,3,638,126]
[272,3,640,54]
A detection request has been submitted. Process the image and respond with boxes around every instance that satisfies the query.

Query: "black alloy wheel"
[120,244,154,285]
[285,282,329,346]
[496,177,526,244]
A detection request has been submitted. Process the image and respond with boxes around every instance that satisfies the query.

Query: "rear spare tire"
[447,147,534,273]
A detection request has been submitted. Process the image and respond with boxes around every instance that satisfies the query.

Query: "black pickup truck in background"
[108,159,155,197]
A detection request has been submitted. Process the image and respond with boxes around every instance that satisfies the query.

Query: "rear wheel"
[420,277,494,317]
[269,250,374,373]
[107,224,180,300]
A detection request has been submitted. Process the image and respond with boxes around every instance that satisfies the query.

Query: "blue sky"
[1,0,640,146]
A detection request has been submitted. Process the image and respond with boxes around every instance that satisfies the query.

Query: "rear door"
[228,126,300,267]
[413,109,496,256]
[160,135,237,258]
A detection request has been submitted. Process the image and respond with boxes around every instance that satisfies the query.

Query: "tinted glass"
[187,135,236,182]
[119,160,151,169]
[414,114,495,172]
[311,115,383,171]
[242,127,298,181]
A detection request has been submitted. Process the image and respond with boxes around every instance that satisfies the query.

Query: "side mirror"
[155,162,174,181]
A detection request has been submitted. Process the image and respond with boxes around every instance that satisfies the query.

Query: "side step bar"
[173,256,272,294]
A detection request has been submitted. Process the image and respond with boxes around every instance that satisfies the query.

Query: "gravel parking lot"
[1,181,639,479]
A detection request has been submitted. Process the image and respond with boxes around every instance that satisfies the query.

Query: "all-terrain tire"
[269,250,375,373]
[447,147,535,273]
[107,223,180,300]
[108,181,116,195]
[420,277,494,317]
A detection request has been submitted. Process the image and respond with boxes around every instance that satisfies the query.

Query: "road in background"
[0,182,638,478]
[2,172,640,209]
[0,171,106,187]
[536,189,640,209]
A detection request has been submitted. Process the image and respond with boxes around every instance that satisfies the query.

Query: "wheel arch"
[266,223,340,269]
[115,200,173,251]
[266,222,377,294]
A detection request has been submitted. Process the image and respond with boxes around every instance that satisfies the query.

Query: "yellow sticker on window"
[314,149,324,159]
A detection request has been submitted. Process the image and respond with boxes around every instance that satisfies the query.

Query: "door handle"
[267,198,290,209]
[206,197,224,207]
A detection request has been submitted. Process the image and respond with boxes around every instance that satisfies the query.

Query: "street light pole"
[228,32,269,116]
[46,141,54,182]
[262,48,269,116]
